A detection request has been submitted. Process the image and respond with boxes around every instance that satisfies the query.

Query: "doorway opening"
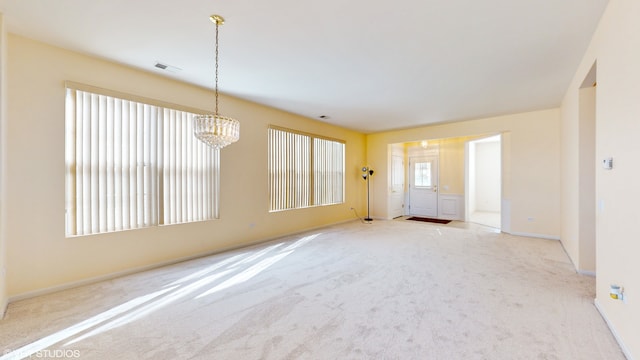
[387,135,505,226]
[466,135,501,229]
[577,61,597,275]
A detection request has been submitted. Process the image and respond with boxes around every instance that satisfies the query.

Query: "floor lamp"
[362,167,374,221]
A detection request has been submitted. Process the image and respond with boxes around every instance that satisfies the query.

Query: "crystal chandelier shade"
[193,14,240,149]
[193,114,240,150]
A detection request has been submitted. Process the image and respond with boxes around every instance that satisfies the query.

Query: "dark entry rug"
[406,217,452,224]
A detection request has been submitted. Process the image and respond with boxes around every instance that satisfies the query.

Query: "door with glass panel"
[409,156,439,217]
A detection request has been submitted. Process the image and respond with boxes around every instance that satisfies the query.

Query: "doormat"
[406,217,452,224]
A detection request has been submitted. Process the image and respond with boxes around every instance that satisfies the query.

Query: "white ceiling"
[0,0,608,133]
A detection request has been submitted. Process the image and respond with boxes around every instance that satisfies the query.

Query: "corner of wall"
[594,299,635,360]
[0,12,9,319]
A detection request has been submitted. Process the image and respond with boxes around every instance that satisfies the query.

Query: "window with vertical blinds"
[65,84,219,236]
[268,126,345,212]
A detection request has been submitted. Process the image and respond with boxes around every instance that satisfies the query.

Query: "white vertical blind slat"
[97,95,107,233]
[193,112,201,221]
[82,92,92,234]
[175,110,182,222]
[113,99,123,231]
[186,112,193,222]
[135,104,144,227]
[169,110,176,224]
[149,106,158,226]
[90,94,100,234]
[122,100,131,230]
[65,89,77,235]
[157,109,165,225]
[144,105,152,227]
[106,96,115,232]
[128,102,137,228]
[161,109,169,225]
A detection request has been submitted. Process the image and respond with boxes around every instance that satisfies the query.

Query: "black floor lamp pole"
[362,167,374,221]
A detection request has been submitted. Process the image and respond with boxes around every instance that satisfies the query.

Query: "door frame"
[464,134,503,230]
[407,145,440,217]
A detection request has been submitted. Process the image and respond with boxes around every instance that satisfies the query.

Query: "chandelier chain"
[193,14,239,150]
[214,20,220,116]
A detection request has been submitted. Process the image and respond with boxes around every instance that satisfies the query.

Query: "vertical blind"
[65,87,219,236]
[313,137,345,206]
[268,126,344,212]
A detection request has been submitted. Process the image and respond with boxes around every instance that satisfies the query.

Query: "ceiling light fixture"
[193,14,240,149]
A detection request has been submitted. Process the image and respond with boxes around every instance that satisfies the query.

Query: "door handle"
[433,185,438,192]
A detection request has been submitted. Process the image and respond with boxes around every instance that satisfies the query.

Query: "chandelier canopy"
[193,15,240,149]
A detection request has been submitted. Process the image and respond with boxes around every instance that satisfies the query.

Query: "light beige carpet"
[0,220,625,359]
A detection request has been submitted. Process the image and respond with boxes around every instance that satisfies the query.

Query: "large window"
[65,83,219,236]
[268,126,345,212]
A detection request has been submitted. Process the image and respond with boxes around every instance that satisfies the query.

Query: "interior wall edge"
[0,299,7,320]
[0,12,8,321]
[595,299,636,360]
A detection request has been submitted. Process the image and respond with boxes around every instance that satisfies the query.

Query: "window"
[65,83,219,236]
[268,126,345,211]
[414,161,432,187]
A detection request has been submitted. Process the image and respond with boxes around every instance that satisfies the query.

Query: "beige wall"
[0,15,8,316]
[437,137,466,195]
[561,0,640,357]
[367,109,561,238]
[4,34,366,297]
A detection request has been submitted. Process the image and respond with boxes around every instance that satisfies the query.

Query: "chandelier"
[193,15,240,149]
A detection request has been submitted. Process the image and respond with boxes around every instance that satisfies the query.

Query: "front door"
[409,156,439,217]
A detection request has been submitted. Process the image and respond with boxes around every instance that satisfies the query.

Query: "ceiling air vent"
[153,62,182,73]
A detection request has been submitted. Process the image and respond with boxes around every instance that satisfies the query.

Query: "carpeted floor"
[0,220,625,359]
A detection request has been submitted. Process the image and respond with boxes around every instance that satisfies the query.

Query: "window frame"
[268,125,345,212]
[64,82,220,237]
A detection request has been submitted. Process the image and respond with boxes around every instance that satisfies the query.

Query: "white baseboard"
[0,297,7,320]
[578,270,596,277]
[508,231,561,241]
[594,299,635,360]
[8,218,357,304]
